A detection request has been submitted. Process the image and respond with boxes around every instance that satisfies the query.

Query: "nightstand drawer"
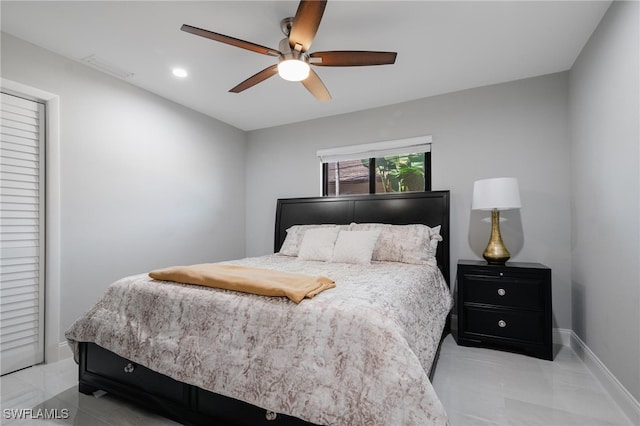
[462,274,544,310]
[462,307,545,344]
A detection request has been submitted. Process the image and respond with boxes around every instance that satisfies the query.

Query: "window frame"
[322,151,432,196]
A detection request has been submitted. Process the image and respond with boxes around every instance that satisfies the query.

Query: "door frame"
[2,78,62,364]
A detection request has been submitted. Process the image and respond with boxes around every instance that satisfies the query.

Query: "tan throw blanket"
[149,263,335,303]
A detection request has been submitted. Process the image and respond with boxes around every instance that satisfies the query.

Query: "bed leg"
[79,382,99,395]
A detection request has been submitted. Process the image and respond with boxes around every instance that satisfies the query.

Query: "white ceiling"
[1,1,610,131]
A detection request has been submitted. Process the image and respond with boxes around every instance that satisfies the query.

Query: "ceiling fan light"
[172,68,188,78]
[278,59,310,82]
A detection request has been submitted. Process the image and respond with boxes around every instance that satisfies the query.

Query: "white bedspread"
[65,254,453,425]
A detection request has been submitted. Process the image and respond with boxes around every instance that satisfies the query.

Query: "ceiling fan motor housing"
[278,37,309,63]
[277,38,310,81]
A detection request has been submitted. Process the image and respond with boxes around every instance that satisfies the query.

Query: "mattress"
[66,254,453,425]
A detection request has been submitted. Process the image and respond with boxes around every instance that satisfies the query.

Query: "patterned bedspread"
[66,254,453,425]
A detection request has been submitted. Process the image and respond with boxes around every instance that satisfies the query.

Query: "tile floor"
[0,335,633,425]
[432,335,633,426]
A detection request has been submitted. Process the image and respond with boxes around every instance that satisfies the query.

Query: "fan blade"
[289,0,327,52]
[301,69,331,102]
[181,24,280,57]
[229,65,279,93]
[310,51,397,66]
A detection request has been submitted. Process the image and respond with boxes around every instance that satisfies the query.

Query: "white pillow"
[331,230,380,264]
[297,227,341,261]
[349,223,441,265]
[279,224,347,257]
[428,225,442,261]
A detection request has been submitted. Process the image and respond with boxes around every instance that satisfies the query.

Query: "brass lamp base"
[483,209,510,265]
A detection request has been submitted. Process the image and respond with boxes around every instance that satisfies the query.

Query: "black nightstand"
[453,260,553,360]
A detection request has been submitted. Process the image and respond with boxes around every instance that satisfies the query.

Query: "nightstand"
[453,260,553,360]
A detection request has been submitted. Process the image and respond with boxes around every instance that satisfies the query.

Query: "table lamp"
[472,177,521,264]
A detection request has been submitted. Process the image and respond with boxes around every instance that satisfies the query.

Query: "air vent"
[81,55,134,79]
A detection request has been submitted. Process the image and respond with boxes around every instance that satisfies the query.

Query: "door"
[0,92,46,375]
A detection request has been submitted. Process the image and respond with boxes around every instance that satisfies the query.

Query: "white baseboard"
[553,328,571,347]
[58,341,73,361]
[554,328,640,425]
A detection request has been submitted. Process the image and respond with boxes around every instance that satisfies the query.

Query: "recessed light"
[172,68,188,78]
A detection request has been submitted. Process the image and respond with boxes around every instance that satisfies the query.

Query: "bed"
[66,191,452,425]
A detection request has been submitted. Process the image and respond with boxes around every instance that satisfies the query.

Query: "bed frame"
[76,191,450,426]
[274,191,450,285]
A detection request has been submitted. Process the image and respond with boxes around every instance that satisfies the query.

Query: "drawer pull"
[124,363,135,373]
[499,272,504,277]
[265,411,277,421]
[498,320,507,328]
[497,288,506,296]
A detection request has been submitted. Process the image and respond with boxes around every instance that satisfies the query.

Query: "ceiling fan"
[181,0,397,102]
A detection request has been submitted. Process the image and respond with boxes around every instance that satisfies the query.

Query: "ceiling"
[1,1,610,131]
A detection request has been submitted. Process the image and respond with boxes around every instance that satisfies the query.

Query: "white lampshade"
[472,177,521,211]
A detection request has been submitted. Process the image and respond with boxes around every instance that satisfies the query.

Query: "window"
[318,136,432,196]
[325,158,370,196]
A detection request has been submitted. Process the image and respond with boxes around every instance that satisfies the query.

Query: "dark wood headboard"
[274,191,450,285]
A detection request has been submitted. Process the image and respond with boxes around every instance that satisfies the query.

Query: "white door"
[0,92,46,375]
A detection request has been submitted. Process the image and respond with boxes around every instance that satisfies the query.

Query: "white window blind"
[1,92,45,375]
[317,135,432,163]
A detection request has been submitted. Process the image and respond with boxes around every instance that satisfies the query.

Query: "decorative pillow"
[279,224,347,257]
[297,227,341,262]
[428,225,443,261]
[349,223,441,265]
[331,230,380,265]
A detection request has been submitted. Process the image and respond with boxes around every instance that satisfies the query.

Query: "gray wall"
[246,72,573,329]
[1,34,247,342]
[569,1,639,402]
